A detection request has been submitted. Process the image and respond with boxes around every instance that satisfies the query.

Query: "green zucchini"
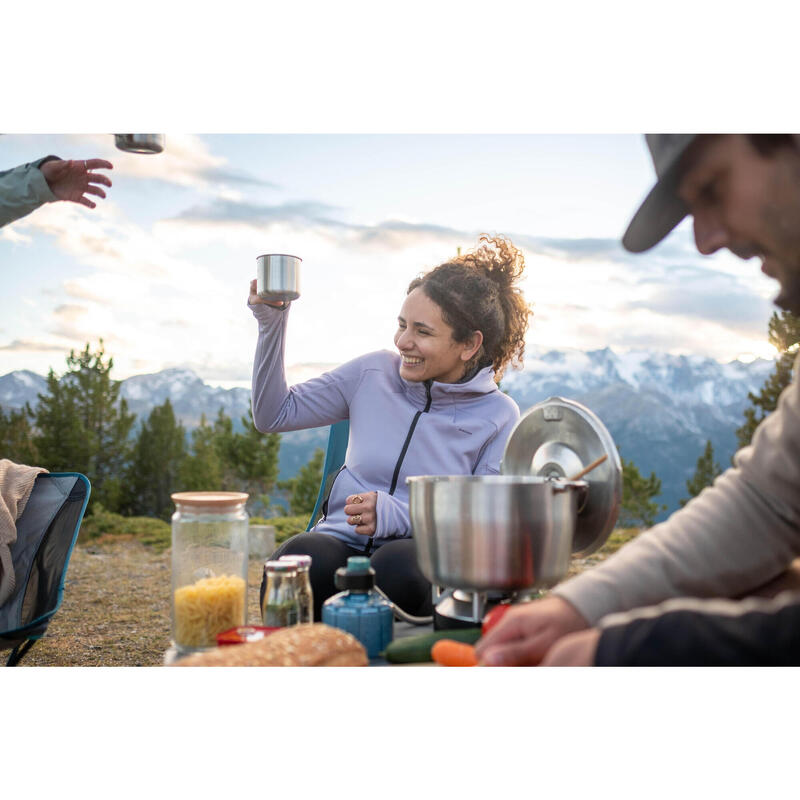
[383,627,482,663]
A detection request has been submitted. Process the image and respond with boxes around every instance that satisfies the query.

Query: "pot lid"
[501,396,622,555]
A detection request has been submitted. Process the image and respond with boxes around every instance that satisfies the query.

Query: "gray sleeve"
[249,301,358,433]
[0,156,60,227]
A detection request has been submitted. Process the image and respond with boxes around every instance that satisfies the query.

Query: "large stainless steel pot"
[257,253,301,302]
[408,475,588,592]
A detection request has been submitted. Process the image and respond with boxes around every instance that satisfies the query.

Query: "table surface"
[164,619,436,666]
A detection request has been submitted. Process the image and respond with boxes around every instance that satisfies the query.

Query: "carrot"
[431,639,479,667]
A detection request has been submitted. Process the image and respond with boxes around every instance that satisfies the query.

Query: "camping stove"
[432,587,541,630]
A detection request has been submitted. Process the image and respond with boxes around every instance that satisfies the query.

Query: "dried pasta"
[174,574,246,648]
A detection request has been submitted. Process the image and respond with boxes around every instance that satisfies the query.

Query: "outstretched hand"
[344,492,378,536]
[248,278,288,309]
[39,158,113,208]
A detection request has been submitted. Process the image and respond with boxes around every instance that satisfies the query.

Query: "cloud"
[168,197,484,252]
[0,339,68,353]
[162,360,253,382]
[173,198,340,226]
[627,283,774,333]
[164,197,707,271]
[0,226,33,245]
[76,134,279,194]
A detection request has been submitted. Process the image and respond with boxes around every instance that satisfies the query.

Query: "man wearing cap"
[475,134,800,666]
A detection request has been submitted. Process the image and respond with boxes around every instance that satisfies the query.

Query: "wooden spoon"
[567,453,608,482]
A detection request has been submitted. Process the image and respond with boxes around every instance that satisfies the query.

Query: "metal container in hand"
[257,254,301,302]
[114,134,165,154]
[407,475,587,592]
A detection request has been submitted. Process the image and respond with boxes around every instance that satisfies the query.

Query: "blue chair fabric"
[306,421,350,531]
[0,472,90,666]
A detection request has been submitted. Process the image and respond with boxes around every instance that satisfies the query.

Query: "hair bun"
[460,234,525,289]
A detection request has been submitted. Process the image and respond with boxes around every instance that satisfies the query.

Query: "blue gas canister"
[322,556,393,658]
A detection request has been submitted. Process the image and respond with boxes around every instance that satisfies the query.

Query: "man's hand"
[539,628,601,666]
[474,595,589,666]
[39,158,113,208]
[343,492,378,536]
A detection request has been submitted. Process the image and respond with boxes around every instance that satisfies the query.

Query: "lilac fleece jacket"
[250,301,520,550]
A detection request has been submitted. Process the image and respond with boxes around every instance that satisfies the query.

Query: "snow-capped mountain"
[501,347,774,517]
[0,348,777,519]
[119,367,251,426]
[0,369,48,410]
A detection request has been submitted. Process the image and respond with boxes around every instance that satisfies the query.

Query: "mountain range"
[0,347,776,520]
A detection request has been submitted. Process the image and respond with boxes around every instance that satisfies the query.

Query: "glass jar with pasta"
[171,492,249,654]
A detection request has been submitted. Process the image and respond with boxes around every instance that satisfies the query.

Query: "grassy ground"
[12,515,640,667]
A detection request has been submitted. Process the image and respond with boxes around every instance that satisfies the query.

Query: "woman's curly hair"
[407,235,532,382]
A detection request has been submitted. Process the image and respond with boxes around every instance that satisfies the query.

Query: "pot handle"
[551,479,589,514]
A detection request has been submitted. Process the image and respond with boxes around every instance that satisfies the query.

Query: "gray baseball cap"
[622,134,699,253]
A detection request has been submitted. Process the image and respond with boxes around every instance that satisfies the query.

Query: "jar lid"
[171,491,249,509]
[279,555,311,569]
[264,560,297,573]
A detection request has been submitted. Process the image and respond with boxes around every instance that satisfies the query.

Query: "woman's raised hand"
[249,278,287,309]
[344,492,378,537]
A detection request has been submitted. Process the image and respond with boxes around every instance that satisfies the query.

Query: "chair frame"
[2,472,90,666]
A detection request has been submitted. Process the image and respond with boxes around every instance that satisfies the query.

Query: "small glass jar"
[261,561,300,628]
[171,492,249,654]
[278,554,314,623]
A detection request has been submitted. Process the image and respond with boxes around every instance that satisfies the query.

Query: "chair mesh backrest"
[307,420,350,531]
[0,474,88,639]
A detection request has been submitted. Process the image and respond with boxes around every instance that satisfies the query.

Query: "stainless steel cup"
[114,134,165,154]
[257,254,301,302]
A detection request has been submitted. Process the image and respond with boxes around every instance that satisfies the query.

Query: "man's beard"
[774,273,800,316]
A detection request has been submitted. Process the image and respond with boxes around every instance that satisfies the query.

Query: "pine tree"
[680,439,722,507]
[123,398,187,519]
[210,405,281,508]
[736,311,800,448]
[179,414,223,491]
[231,405,281,501]
[0,403,39,465]
[32,341,136,510]
[619,456,666,529]
[278,447,324,516]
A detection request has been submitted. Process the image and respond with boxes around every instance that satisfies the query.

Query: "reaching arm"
[0,157,113,227]
[0,157,58,227]
[249,298,370,433]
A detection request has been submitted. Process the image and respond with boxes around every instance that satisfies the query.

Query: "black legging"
[261,533,433,623]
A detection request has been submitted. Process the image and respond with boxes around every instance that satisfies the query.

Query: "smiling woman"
[248,235,532,621]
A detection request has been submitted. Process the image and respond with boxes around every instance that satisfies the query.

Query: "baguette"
[173,623,368,667]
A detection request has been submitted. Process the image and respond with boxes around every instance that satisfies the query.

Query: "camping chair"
[1,472,90,666]
[307,420,350,531]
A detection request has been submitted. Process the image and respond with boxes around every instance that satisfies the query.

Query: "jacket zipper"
[365,380,432,555]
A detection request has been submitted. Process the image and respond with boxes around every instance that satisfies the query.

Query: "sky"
[0,133,783,388]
